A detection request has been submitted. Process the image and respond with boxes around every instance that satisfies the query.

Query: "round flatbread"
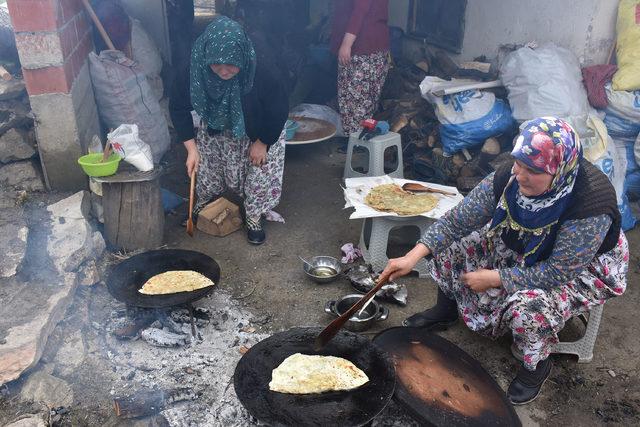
[365,184,439,216]
[138,270,215,295]
[269,353,369,394]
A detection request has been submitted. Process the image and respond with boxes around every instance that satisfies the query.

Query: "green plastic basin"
[77,153,121,177]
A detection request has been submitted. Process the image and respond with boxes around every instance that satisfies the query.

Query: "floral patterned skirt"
[194,127,286,220]
[338,51,390,135]
[426,226,629,371]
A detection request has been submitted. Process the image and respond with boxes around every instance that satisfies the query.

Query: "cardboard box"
[197,197,242,236]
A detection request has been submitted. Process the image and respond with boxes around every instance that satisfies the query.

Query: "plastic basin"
[77,153,121,177]
[285,119,299,141]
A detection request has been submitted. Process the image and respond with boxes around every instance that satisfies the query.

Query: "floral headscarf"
[190,16,256,138]
[489,117,582,266]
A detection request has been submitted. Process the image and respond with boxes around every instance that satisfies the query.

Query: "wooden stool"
[93,166,164,250]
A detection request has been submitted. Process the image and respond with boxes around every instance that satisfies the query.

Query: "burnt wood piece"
[101,171,164,251]
[114,388,199,418]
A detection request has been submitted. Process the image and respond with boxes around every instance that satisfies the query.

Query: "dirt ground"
[1,139,639,426]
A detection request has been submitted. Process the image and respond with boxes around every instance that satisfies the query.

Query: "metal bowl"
[325,294,389,332]
[303,256,342,284]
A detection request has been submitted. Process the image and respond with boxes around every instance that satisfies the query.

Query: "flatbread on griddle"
[365,184,439,216]
[138,270,215,295]
[269,353,369,394]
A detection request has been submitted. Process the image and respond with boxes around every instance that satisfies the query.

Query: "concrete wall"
[390,0,618,65]
[7,0,99,191]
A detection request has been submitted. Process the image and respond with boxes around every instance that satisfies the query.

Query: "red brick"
[59,0,83,24]
[6,0,61,32]
[59,19,78,59]
[64,32,93,82]
[23,66,71,95]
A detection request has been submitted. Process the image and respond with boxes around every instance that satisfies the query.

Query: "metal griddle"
[233,327,396,427]
[106,249,221,308]
[373,327,521,427]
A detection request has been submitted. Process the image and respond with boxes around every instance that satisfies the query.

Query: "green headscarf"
[190,16,256,138]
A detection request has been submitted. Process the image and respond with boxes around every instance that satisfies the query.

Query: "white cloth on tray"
[343,175,464,220]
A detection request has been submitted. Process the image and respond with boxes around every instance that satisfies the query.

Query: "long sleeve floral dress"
[418,173,629,371]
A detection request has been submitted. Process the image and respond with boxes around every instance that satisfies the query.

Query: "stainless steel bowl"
[303,256,342,284]
[324,294,389,332]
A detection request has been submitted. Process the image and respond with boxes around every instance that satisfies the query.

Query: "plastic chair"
[359,216,434,277]
[511,304,604,363]
[343,131,403,179]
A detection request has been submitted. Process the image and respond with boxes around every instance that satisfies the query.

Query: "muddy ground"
[1,139,639,426]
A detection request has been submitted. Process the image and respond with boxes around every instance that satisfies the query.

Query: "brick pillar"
[7,0,100,191]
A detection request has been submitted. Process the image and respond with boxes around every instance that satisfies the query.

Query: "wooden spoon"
[101,140,112,163]
[314,270,391,351]
[402,182,457,196]
[186,171,196,237]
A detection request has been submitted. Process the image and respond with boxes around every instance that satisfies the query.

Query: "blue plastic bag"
[439,99,515,155]
[603,109,640,139]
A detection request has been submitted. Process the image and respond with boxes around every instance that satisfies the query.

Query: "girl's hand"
[461,269,502,293]
[184,139,199,177]
[249,140,268,167]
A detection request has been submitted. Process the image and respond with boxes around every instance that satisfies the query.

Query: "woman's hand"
[381,243,431,281]
[338,33,356,66]
[461,269,502,293]
[184,139,199,177]
[249,140,268,167]
[338,43,352,66]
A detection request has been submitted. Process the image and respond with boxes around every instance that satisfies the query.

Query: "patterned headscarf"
[489,117,582,266]
[190,16,256,138]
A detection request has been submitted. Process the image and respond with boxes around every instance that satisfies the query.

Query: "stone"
[0,273,78,385]
[0,188,18,209]
[0,208,28,277]
[0,128,36,162]
[0,161,44,191]
[47,190,90,219]
[0,99,32,135]
[4,415,47,427]
[46,192,105,274]
[20,370,73,407]
[0,78,26,101]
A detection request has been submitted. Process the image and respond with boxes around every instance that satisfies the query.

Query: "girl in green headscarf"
[183,15,289,245]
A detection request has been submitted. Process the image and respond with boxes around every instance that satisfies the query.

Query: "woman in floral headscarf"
[382,117,628,405]
[183,15,289,245]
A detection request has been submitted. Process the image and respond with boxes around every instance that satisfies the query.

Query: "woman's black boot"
[246,216,265,245]
[507,358,552,405]
[402,287,458,329]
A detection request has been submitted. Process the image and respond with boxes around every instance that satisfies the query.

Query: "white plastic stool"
[511,304,604,363]
[343,131,403,179]
[359,216,434,277]
[553,304,604,363]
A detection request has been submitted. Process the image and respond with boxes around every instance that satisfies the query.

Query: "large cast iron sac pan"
[106,249,221,308]
[373,327,521,427]
[234,327,396,427]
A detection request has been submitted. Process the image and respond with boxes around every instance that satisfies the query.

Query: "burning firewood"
[114,388,200,419]
[141,327,189,347]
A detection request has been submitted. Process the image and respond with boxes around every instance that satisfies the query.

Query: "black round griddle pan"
[234,327,396,427]
[106,249,220,308]
[373,327,521,427]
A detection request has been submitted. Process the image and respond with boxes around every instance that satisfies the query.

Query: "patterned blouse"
[419,173,612,292]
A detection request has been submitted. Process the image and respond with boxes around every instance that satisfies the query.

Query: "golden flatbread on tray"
[269,353,369,394]
[365,184,439,216]
[138,270,215,295]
